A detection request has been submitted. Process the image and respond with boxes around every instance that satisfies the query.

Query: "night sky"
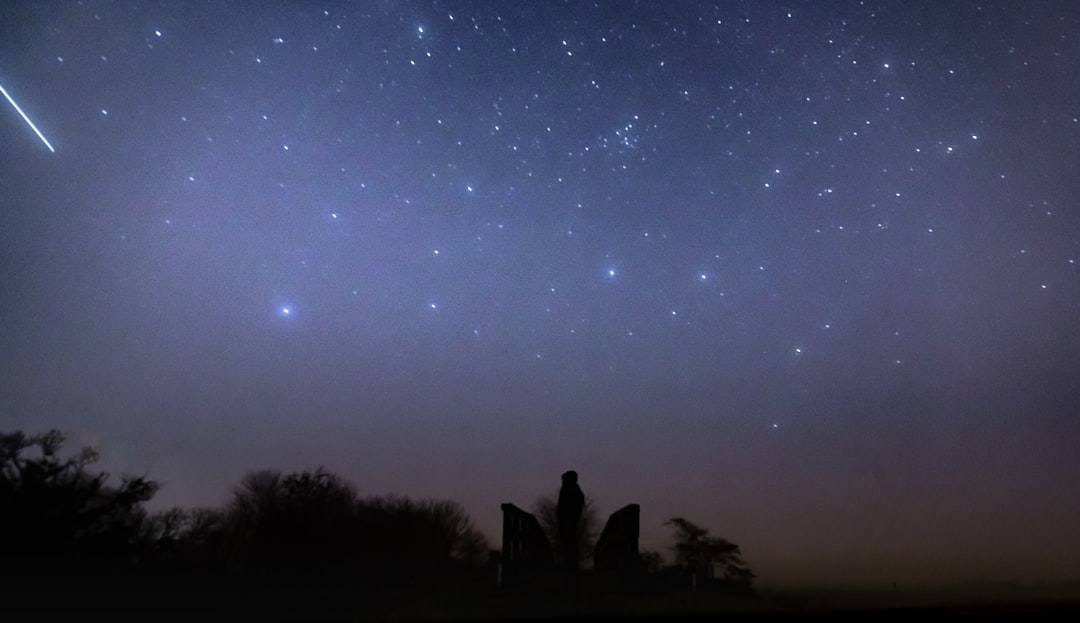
[2,1,1079,590]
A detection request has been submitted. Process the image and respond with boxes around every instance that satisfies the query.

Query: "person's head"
[561,470,578,484]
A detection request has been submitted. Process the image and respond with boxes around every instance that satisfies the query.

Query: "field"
[9,572,1080,621]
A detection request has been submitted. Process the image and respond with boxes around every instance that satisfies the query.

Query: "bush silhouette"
[179,467,494,589]
[0,429,158,590]
[664,517,755,591]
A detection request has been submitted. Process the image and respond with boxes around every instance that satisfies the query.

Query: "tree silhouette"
[0,429,159,589]
[148,506,230,575]
[418,498,491,568]
[213,467,490,588]
[136,506,189,568]
[360,494,490,582]
[665,517,755,590]
[0,428,518,617]
[639,548,664,575]
[223,467,361,579]
[532,492,600,568]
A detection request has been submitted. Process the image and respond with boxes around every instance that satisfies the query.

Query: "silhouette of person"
[556,470,585,572]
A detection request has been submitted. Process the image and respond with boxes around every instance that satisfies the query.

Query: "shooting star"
[0,81,55,152]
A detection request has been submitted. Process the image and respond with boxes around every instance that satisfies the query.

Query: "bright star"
[274,301,296,319]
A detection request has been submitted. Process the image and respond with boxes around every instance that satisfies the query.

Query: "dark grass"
[5,572,1080,621]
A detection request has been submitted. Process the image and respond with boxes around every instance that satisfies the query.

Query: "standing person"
[556,470,585,572]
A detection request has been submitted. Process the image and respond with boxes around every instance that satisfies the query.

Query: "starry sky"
[2,1,1080,590]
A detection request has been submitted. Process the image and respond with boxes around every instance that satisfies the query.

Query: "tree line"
[1,428,754,612]
[2,429,488,598]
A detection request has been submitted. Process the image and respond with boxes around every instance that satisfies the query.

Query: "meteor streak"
[0,81,55,152]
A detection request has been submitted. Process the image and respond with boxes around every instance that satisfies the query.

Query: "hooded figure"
[556,470,585,571]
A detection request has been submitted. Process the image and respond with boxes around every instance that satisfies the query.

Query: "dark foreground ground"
[6,572,1080,621]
